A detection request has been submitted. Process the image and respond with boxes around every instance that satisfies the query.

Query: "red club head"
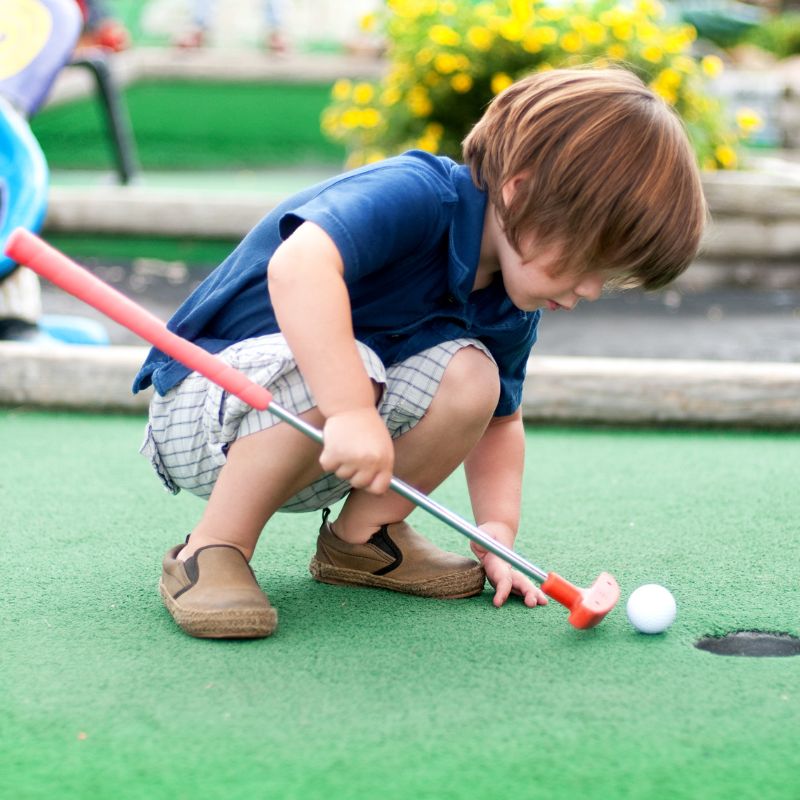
[541,571,620,629]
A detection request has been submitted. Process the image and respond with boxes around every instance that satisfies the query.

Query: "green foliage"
[322,0,743,170]
[745,12,800,58]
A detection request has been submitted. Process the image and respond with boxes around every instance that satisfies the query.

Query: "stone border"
[43,167,800,264]
[3,341,799,427]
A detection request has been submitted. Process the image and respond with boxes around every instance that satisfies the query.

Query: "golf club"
[6,227,620,628]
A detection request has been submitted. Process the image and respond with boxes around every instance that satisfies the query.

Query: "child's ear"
[501,173,528,206]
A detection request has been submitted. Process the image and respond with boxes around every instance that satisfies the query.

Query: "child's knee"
[438,346,500,422]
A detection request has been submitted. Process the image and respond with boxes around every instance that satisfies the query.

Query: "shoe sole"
[308,558,485,599]
[159,580,278,639]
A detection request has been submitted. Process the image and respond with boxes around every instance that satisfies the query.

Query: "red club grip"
[5,228,273,411]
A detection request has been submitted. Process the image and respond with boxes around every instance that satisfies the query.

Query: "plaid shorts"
[139,333,493,512]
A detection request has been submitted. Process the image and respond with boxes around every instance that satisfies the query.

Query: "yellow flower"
[407,86,433,117]
[612,22,633,41]
[522,32,542,53]
[510,0,534,23]
[656,67,682,90]
[641,44,663,63]
[736,107,763,133]
[359,12,377,32]
[321,109,340,136]
[607,43,627,60]
[451,73,473,93]
[584,22,607,45]
[417,134,439,152]
[636,21,660,42]
[440,0,457,14]
[331,79,352,101]
[341,108,362,129]
[560,31,583,53]
[715,144,737,168]
[352,82,375,104]
[416,47,434,66]
[701,54,724,78]
[434,53,459,74]
[534,25,558,45]
[651,82,676,104]
[424,121,444,139]
[672,55,696,73]
[466,26,493,51]
[499,19,524,42]
[380,86,402,106]
[359,108,382,128]
[664,31,689,54]
[637,0,665,16]
[538,6,565,21]
[429,24,461,47]
[491,72,514,94]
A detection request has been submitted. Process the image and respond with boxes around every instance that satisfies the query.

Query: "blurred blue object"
[0,96,49,280]
[38,314,111,345]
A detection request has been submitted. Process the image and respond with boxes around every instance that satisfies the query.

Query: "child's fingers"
[491,574,513,607]
[513,575,548,606]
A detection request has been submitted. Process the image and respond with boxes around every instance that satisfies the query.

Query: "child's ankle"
[178,534,251,562]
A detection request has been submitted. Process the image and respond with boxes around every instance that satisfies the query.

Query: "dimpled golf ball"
[626,584,676,634]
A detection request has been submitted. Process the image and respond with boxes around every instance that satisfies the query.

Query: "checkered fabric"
[140,334,493,512]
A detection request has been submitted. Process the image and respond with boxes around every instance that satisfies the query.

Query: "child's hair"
[462,67,707,290]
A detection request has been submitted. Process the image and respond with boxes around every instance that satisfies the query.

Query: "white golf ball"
[626,584,676,634]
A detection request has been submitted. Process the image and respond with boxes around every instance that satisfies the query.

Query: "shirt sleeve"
[278,156,457,282]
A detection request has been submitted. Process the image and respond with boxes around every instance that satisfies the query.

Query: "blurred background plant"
[322,0,755,170]
[742,10,800,57]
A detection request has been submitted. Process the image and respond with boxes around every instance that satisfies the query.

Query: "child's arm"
[464,410,548,608]
[268,221,394,494]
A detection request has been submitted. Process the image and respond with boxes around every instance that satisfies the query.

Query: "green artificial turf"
[31,81,345,171]
[2,411,800,799]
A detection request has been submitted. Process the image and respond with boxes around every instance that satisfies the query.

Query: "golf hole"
[695,631,800,658]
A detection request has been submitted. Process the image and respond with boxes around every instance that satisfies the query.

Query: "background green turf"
[2,410,799,799]
[32,81,345,171]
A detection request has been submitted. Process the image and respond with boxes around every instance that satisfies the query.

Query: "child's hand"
[320,407,395,495]
[471,522,549,608]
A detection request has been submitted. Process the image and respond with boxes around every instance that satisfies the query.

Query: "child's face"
[494,229,606,313]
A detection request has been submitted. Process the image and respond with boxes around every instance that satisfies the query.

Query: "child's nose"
[575,274,604,302]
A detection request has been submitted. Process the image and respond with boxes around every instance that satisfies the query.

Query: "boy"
[134,67,706,639]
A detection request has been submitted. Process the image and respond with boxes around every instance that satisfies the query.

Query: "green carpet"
[2,411,799,799]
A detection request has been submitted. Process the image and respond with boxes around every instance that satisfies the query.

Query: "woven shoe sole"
[159,579,278,639]
[309,557,485,600]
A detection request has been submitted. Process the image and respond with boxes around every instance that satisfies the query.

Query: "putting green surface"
[3,411,799,799]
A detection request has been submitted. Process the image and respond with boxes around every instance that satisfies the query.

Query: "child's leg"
[333,344,500,542]
[308,342,499,600]
[178,405,327,561]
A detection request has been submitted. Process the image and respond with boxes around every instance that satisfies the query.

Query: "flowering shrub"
[322,0,746,170]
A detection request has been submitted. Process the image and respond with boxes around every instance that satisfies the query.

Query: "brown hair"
[462,67,707,290]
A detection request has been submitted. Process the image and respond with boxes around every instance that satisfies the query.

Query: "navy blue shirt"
[133,151,540,416]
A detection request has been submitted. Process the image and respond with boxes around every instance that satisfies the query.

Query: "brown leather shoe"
[160,544,277,639]
[309,513,485,599]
